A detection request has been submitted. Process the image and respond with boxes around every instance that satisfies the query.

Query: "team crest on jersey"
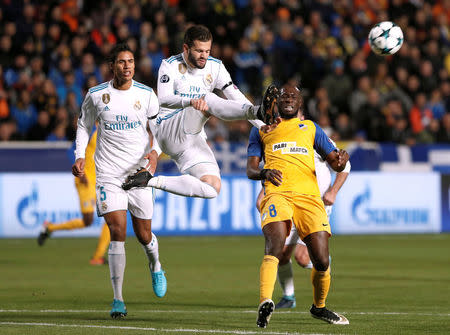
[298,124,307,131]
[102,93,110,104]
[204,74,213,86]
[160,74,170,83]
[178,63,187,74]
[273,142,308,155]
[101,202,107,211]
[134,100,141,110]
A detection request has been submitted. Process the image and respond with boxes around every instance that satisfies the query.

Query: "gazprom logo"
[16,183,79,229]
[351,184,429,225]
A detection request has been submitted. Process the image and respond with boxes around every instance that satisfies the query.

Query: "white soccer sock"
[142,232,161,273]
[148,175,218,198]
[204,92,257,120]
[108,241,126,301]
[278,260,295,297]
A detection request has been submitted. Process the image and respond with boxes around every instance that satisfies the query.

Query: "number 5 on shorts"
[269,204,277,217]
[100,186,106,201]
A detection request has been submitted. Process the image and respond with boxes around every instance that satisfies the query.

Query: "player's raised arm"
[312,122,349,173]
[73,92,96,177]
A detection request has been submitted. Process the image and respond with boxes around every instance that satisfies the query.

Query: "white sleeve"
[216,63,264,128]
[147,90,160,119]
[75,92,96,159]
[342,159,351,173]
[157,60,191,109]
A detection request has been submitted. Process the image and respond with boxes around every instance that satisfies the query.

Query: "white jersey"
[156,53,250,122]
[75,80,159,186]
[314,150,332,197]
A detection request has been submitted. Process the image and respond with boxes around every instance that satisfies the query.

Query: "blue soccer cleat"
[151,270,167,298]
[110,299,127,319]
[275,295,296,309]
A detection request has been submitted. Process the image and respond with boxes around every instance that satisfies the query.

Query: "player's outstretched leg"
[275,295,296,309]
[37,221,51,246]
[256,298,275,328]
[310,304,349,325]
[122,168,153,190]
[110,299,127,319]
[256,84,279,125]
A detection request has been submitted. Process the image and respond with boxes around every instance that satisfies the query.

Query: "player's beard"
[188,50,206,69]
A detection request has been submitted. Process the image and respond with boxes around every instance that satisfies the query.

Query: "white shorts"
[96,181,154,219]
[284,205,332,246]
[155,107,220,175]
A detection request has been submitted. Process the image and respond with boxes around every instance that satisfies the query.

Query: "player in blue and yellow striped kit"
[247,85,350,327]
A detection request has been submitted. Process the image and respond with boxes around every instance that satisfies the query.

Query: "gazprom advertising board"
[0,172,443,238]
[332,172,441,234]
[0,173,263,237]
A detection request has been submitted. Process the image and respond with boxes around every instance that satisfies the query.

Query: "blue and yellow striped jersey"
[247,118,336,197]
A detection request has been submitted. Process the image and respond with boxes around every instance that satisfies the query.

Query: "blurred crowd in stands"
[0,0,449,144]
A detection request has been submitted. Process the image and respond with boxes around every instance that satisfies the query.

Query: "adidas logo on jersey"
[104,106,110,111]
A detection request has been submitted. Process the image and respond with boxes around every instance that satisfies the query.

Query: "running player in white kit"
[122,25,278,197]
[72,43,167,319]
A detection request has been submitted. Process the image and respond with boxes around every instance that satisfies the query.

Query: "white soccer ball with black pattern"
[368,21,404,56]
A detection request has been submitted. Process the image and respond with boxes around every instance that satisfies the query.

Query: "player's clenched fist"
[190,97,209,112]
[336,150,349,169]
[72,158,85,177]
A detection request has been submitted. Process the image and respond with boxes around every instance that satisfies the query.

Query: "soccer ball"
[368,21,404,56]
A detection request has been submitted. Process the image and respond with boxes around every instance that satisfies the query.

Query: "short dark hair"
[184,25,212,48]
[108,43,133,63]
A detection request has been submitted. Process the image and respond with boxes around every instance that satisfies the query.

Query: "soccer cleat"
[275,295,296,309]
[37,221,51,246]
[256,84,279,125]
[89,257,108,266]
[151,270,167,298]
[310,304,349,325]
[122,168,153,190]
[256,298,275,328]
[110,299,127,319]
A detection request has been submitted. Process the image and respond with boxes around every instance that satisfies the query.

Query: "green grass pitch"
[1,234,449,334]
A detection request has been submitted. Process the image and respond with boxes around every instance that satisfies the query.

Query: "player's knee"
[294,249,311,268]
[278,252,291,265]
[200,175,221,198]
[202,183,219,198]
[312,256,330,271]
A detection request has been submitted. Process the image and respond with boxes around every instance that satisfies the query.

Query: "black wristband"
[259,169,269,180]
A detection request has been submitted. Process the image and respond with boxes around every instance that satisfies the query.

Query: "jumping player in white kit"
[122,25,278,197]
[72,43,167,319]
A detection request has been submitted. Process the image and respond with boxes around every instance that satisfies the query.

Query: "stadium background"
[1,1,449,335]
[0,0,448,237]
